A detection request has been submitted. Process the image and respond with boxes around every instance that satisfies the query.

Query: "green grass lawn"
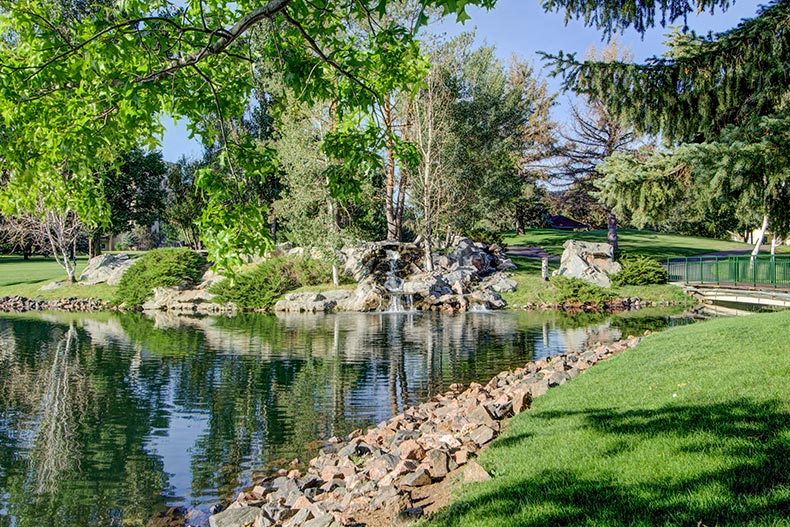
[503,229,788,261]
[0,255,118,301]
[427,310,790,527]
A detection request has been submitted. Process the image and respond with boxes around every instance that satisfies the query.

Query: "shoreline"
[0,293,693,316]
[204,334,645,527]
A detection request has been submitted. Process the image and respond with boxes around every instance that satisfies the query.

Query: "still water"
[0,308,691,527]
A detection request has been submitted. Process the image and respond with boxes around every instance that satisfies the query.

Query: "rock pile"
[0,296,107,312]
[210,336,642,527]
[553,240,622,288]
[275,237,518,314]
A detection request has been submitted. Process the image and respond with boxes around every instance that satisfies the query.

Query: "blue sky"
[159,0,763,161]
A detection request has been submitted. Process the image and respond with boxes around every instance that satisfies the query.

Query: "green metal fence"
[666,255,790,288]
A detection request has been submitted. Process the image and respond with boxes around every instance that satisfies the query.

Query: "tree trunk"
[607,212,619,253]
[423,233,434,272]
[516,215,525,236]
[88,232,102,258]
[383,102,399,241]
[332,263,339,287]
[751,215,769,257]
[270,218,278,245]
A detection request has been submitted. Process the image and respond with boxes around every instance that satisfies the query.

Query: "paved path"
[506,246,560,261]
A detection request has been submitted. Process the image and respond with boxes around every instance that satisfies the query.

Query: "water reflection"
[0,308,691,527]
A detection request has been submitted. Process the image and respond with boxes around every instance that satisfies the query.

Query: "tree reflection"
[0,307,687,527]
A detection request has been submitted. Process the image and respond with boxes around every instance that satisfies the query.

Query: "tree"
[408,39,458,270]
[164,157,206,251]
[552,40,637,251]
[83,148,169,256]
[2,204,85,282]
[546,2,790,248]
[0,0,497,268]
[444,44,558,235]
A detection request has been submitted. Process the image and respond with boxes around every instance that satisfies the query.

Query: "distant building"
[547,215,589,231]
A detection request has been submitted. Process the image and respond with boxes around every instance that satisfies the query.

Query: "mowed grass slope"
[0,255,117,300]
[503,229,787,260]
[428,310,790,527]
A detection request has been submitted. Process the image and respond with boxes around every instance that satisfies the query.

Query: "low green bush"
[115,248,207,306]
[550,276,617,307]
[612,255,668,286]
[210,256,333,310]
[466,228,506,248]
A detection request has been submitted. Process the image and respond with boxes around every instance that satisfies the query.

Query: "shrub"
[612,256,668,286]
[466,228,506,248]
[115,248,207,306]
[210,256,332,310]
[550,276,617,307]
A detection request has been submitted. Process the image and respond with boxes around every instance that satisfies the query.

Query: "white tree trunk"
[751,215,769,257]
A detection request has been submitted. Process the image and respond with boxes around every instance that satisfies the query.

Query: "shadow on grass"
[433,399,790,526]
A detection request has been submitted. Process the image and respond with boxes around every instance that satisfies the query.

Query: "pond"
[0,308,693,527]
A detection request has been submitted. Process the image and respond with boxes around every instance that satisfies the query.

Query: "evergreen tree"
[547,2,790,241]
[553,39,636,251]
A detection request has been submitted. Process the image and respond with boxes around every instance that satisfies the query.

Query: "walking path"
[506,246,559,261]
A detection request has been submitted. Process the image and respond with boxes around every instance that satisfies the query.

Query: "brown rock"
[467,405,496,427]
[511,388,532,414]
[468,425,496,447]
[399,468,432,487]
[455,449,469,466]
[426,449,449,479]
[463,461,492,483]
[398,439,426,461]
[291,496,314,510]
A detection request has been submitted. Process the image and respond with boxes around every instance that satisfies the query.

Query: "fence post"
[715,256,719,284]
[734,257,738,286]
[771,255,776,288]
[699,257,704,284]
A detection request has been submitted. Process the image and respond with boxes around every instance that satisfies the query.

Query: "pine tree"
[547,1,790,240]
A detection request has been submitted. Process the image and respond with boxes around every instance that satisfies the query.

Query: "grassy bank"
[503,229,786,260]
[0,255,118,301]
[427,310,790,527]
[500,256,691,307]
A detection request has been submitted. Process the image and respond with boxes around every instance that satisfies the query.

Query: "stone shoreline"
[207,335,644,527]
[0,295,109,313]
[0,293,690,316]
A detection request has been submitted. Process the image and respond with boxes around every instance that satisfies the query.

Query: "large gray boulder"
[553,240,622,288]
[79,253,136,285]
[447,237,496,274]
[141,287,233,314]
[274,292,345,313]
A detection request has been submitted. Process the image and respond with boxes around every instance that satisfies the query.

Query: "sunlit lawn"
[427,309,790,527]
[0,255,117,301]
[503,229,788,261]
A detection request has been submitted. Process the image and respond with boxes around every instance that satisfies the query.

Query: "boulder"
[401,273,451,298]
[274,293,340,313]
[79,253,136,285]
[208,506,259,527]
[447,238,496,275]
[142,287,230,314]
[552,240,622,288]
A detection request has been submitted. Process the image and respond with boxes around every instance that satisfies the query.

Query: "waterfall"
[469,303,490,313]
[381,249,415,313]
